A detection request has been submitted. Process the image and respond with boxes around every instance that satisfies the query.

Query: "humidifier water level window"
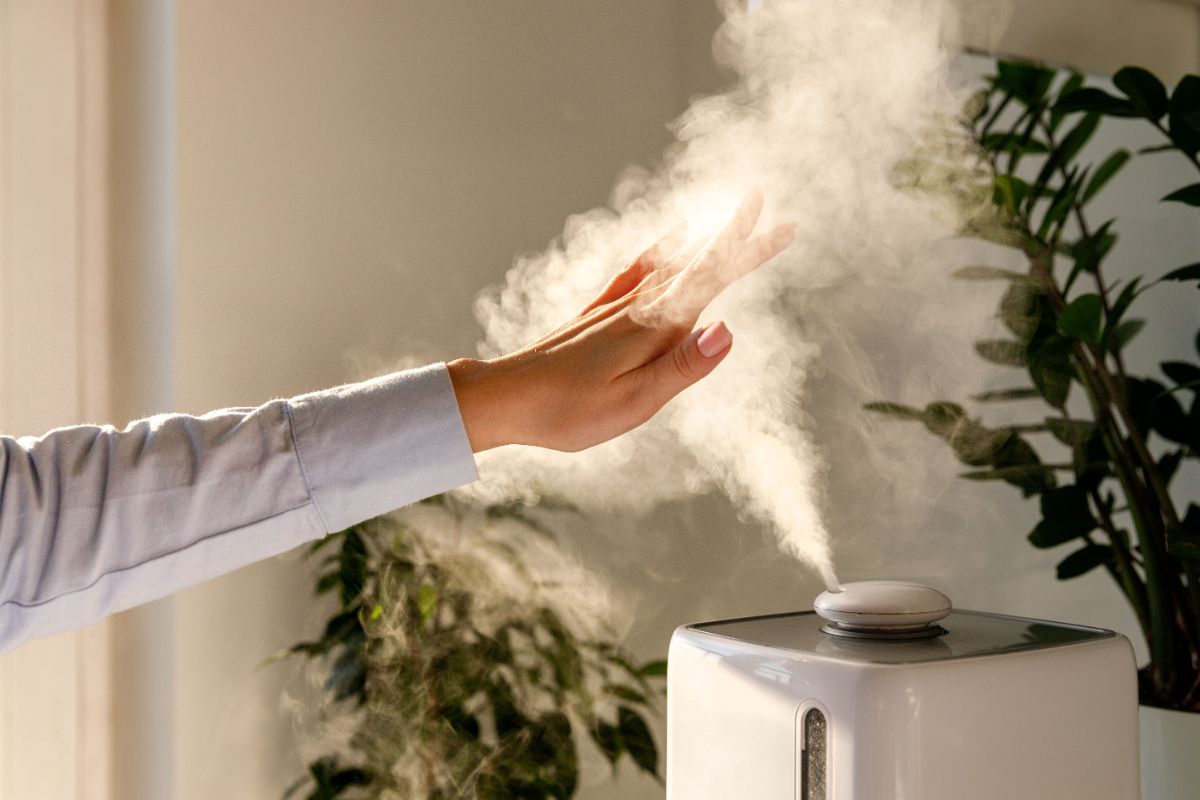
[665,580,1139,799]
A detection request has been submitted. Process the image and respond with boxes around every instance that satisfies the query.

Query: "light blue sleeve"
[0,362,478,653]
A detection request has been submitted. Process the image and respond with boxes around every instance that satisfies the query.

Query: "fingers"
[578,224,687,315]
[634,321,733,413]
[724,222,797,286]
[644,195,794,326]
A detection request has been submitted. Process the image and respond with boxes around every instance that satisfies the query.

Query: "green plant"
[871,60,1200,711]
[280,495,665,799]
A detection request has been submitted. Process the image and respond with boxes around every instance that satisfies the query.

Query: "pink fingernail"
[697,322,732,358]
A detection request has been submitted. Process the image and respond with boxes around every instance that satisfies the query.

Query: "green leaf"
[1113,66,1169,120]
[1111,318,1146,349]
[1162,262,1200,285]
[1038,113,1101,192]
[1054,87,1137,117]
[1039,166,1086,240]
[1162,183,1200,206]
[1169,75,1200,156]
[995,61,1056,106]
[637,660,668,678]
[992,174,1030,217]
[591,722,622,767]
[999,282,1041,340]
[1160,449,1185,486]
[1049,72,1085,132]
[1057,294,1103,344]
[617,706,659,778]
[1066,220,1117,290]
[418,584,438,623]
[1045,418,1095,447]
[1081,149,1130,203]
[952,265,1029,282]
[338,530,369,606]
[976,339,1027,367]
[1101,277,1142,351]
[1149,388,1192,445]
[1167,504,1200,570]
[1139,143,1177,155]
[1028,335,1074,409]
[1028,485,1097,548]
[961,464,1057,495]
[1056,544,1112,579]
[982,131,1050,154]
[606,684,649,704]
[1162,360,1200,388]
[971,387,1042,402]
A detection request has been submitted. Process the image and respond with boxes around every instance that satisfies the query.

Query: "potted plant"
[277,494,665,799]
[869,59,1199,797]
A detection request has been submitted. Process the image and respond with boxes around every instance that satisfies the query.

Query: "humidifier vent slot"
[800,707,826,800]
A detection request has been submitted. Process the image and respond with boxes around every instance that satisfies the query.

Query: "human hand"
[447,189,795,453]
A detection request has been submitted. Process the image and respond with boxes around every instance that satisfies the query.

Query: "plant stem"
[1151,120,1200,173]
[1089,486,1151,636]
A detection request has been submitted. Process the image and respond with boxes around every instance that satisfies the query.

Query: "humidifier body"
[666,609,1139,800]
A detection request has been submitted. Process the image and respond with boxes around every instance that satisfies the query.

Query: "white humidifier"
[666,580,1140,799]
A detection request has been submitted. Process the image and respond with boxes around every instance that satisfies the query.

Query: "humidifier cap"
[814,580,951,632]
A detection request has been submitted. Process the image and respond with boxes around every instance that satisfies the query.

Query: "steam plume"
[463,0,975,592]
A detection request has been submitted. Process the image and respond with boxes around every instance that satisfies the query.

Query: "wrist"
[446,357,511,452]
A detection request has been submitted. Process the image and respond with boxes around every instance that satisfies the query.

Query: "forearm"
[0,363,477,652]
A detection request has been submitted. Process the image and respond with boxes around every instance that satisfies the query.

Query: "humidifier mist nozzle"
[813,580,951,641]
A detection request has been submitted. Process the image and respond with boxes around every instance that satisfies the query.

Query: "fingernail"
[697,321,732,358]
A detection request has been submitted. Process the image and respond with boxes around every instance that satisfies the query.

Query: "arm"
[0,189,791,652]
[0,364,476,653]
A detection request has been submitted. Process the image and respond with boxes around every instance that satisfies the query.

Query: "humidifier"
[666,580,1139,799]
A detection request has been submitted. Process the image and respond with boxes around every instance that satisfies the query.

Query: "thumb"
[642,321,733,406]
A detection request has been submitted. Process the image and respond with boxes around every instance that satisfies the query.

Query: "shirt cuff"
[285,363,479,532]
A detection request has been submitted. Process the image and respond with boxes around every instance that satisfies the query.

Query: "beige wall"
[172,2,725,798]
[966,0,1200,83]
[169,1,1200,799]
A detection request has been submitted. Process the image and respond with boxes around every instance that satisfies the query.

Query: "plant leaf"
[637,660,668,678]
[961,464,1057,494]
[1139,143,1177,155]
[1167,504,1200,570]
[992,174,1031,217]
[1162,262,1200,285]
[1162,360,1200,388]
[1169,75,1200,156]
[971,387,1042,402]
[1081,149,1130,203]
[617,707,660,778]
[418,583,438,623]
[1045,418,1094,447]
[1057,294,1103,344]
[1028,485,1097,548]
[1161,183,1200,207]
[1028,335,1074,409]
[1056,544,1112,579]
[1049,72,1085,132]
[1066,220,1117,289]
[982,131,1050,154]
[995,61,1056,106]
[1112,318,1146,349]
[952,265,1029,282]
[1000,282,1041,340]
[1113,66,1169,120]
[1101,277,1142,351]
[1054,87,1137,117]
[976,339,1027,367]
